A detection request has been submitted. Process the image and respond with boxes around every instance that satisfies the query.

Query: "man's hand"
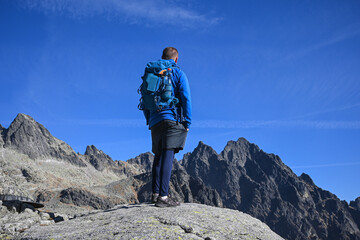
[186,128,189,132]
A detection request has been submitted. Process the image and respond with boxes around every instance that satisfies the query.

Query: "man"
[143,47,192,207]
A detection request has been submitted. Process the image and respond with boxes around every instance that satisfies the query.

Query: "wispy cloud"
[288,103,360,120]
[292,162,360,169]
[192,120,360,130]
[57,118,145,127]
[45,118,360,130]
[283,23,360,62]
[304,25,360,53]
[20,0,221,28]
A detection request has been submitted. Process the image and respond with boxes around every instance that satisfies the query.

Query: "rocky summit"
[1,113,360,240]
[19,203,283,240]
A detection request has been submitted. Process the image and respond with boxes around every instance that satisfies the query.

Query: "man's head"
[162,47,178,63]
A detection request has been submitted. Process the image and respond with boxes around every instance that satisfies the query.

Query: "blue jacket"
[143,59,192,129]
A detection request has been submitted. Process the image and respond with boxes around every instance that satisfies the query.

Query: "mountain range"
[1,113,360,240]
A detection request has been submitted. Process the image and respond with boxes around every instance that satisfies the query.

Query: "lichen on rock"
[19,203,284,240]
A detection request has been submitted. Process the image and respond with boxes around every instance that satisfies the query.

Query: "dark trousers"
[152,149,174,197]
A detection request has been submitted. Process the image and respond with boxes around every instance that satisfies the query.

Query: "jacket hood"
[145,59,177,74]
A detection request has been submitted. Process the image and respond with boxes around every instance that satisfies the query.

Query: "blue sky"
[1,0,360,202]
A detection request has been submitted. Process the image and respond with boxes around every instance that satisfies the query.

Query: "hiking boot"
[151,193,159,203]
[155,196,180,208]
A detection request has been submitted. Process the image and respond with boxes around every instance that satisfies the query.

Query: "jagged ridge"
[1,114,360,240]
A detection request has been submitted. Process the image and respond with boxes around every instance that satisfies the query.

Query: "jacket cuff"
[183,121,190,129]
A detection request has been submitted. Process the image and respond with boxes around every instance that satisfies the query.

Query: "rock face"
[0,124,4,147]
[349,197,360,236]
[114,152,155,177]
[3,114,85,166]
[84,145,116,171]
[351,197,360,211]
[127,152,154,173]
[59,188,115,210]
[19,203,284,240]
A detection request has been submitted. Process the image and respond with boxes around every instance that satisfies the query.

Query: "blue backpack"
[138,60,179,112]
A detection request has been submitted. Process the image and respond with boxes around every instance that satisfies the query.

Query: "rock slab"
[0,199,68,237]
[20,203,283,240]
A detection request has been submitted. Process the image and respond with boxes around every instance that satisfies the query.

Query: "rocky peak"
[183,141,218,164]
[84,145,115,171]
[196,141,215,152]
[127,152,153,167]
[181,141,221,179]
[299,173,315,186]
[220,137,259,166]
[126,152,154,174]
[350,197,360,211]
[3,113,85,167]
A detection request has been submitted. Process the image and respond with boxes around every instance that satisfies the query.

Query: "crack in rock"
[179,224,194,233]
[156,216,214,239]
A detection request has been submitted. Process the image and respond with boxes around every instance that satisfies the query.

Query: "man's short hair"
[162,47,178,60]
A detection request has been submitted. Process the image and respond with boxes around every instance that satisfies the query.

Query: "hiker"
[139,47,192,207]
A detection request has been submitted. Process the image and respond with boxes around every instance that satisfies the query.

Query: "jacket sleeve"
[178,71,192,129]
[143,109,150,125]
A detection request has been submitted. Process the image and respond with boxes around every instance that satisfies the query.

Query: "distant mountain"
[2,113,85,166]
[182,140,360,240]
[1,113,359,240]
[84,144,117,171]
